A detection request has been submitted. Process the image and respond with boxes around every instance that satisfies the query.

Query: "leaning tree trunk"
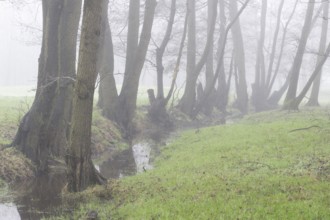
[192,0,250,118]
[147,0,176,127]
[266,0,298,107]
[11,0,81,172]
[283,0,315,110]
[306,0,329,106]
[179,0,218,117]
[67,0,105,192]
[290,42,330,109]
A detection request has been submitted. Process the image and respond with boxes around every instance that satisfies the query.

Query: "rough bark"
[67,0,105,192]
[12,0,81,172]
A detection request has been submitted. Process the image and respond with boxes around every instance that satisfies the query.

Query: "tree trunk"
[283,0,315,110]
[148,0,176,126]
[179,0,218,117]
[97,0,118,118]
[202,0,217,116]
[229,0,248,114]
[251,0,268,112]
[67,0,105,192]
[12,0,81,172]
[291,42,330,109]
[179,0,196,116]
[115,0,157,136]
[266,0,298,107]
[306,0,329,106]
[193,0,250,117]
[215,0,228,113]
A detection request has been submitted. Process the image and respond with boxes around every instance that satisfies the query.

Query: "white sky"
[0,1,40,86]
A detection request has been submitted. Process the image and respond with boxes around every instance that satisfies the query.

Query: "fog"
[0,1,41,86]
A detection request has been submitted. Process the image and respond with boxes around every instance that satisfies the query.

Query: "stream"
[0,142,153,220]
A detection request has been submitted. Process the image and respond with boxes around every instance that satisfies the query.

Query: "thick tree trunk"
[67,0,105,192]
[12,0,81,172]
[283,0,315,110]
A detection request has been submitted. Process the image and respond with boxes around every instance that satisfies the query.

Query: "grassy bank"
[51,108,330,219]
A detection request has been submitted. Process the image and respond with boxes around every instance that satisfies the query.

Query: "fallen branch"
[289,125,321,133]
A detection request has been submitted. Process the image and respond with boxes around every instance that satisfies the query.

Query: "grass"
[1,89,330,219]
[0,96,32,145]
[49,108,330,220]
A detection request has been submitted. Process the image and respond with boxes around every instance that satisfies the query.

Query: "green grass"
[52,108,330,220]
[0,96,32,145]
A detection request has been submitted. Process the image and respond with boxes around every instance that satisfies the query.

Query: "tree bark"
[67,0,105,192]
[12,0,81,172]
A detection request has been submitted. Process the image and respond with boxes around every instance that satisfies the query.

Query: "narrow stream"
[0,142,153,219]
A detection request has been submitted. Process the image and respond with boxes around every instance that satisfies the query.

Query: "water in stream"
[0,142,153,219]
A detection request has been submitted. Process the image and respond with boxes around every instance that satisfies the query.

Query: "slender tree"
[283,0,315,110]
[306,0,329,106]
[193,0,250,117]
[179,0,218,116]
[229,0,248,114]
[251,0,268,112]
[97,0,117,118]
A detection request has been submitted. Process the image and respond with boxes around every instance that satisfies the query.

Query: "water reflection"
[11,172,66,219]
[99,142,153,178]
[0,203,20,220]
[0,142,154,219]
